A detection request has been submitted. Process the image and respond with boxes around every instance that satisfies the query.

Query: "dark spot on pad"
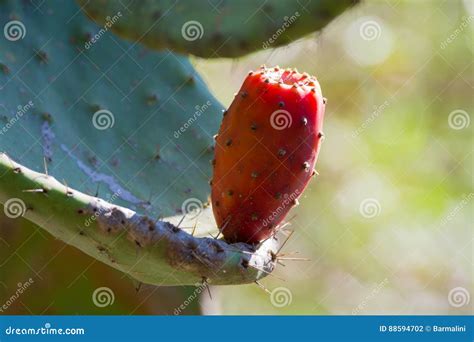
[35,50,49,64]
[146,94,158,106]
[152,10,162,20]
[0,63,10,75]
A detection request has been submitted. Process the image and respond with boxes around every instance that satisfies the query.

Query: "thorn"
[254,281,272,295]
[22,188,46,193]
[191,220,198,236]
[276,230,295,256]
[43,157,48,176]
[135,282,143,293]
[62,179,73,197]
[218,215,231,235]
[177,214,186,228]
[95,183,100,197]
[213,230,221,240]
[276,256,310,261]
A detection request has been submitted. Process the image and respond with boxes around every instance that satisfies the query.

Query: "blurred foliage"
[195,0,473,314]
[1,0,472,314]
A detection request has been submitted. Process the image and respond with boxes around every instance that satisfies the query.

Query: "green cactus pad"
[77,0,359,58]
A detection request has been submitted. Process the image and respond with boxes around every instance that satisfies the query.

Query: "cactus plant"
[77,0,359,58]
[1,0,351,288]
[0,0,277,286]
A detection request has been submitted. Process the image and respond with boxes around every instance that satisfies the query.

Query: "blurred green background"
[1,0,472,315]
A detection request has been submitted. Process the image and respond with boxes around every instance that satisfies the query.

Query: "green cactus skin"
[77,0,359,58]
[0,153,277,285]
[0,0,218,218]
[0,0,276,286]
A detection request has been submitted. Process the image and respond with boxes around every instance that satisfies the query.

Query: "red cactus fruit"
[211,66,326,244]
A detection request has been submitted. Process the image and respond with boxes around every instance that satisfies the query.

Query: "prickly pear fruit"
[211,66,326,244]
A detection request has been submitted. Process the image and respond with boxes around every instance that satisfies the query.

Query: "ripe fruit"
[211,66,326,244]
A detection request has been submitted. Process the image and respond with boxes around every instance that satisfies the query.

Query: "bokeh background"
[1,0,472,315]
